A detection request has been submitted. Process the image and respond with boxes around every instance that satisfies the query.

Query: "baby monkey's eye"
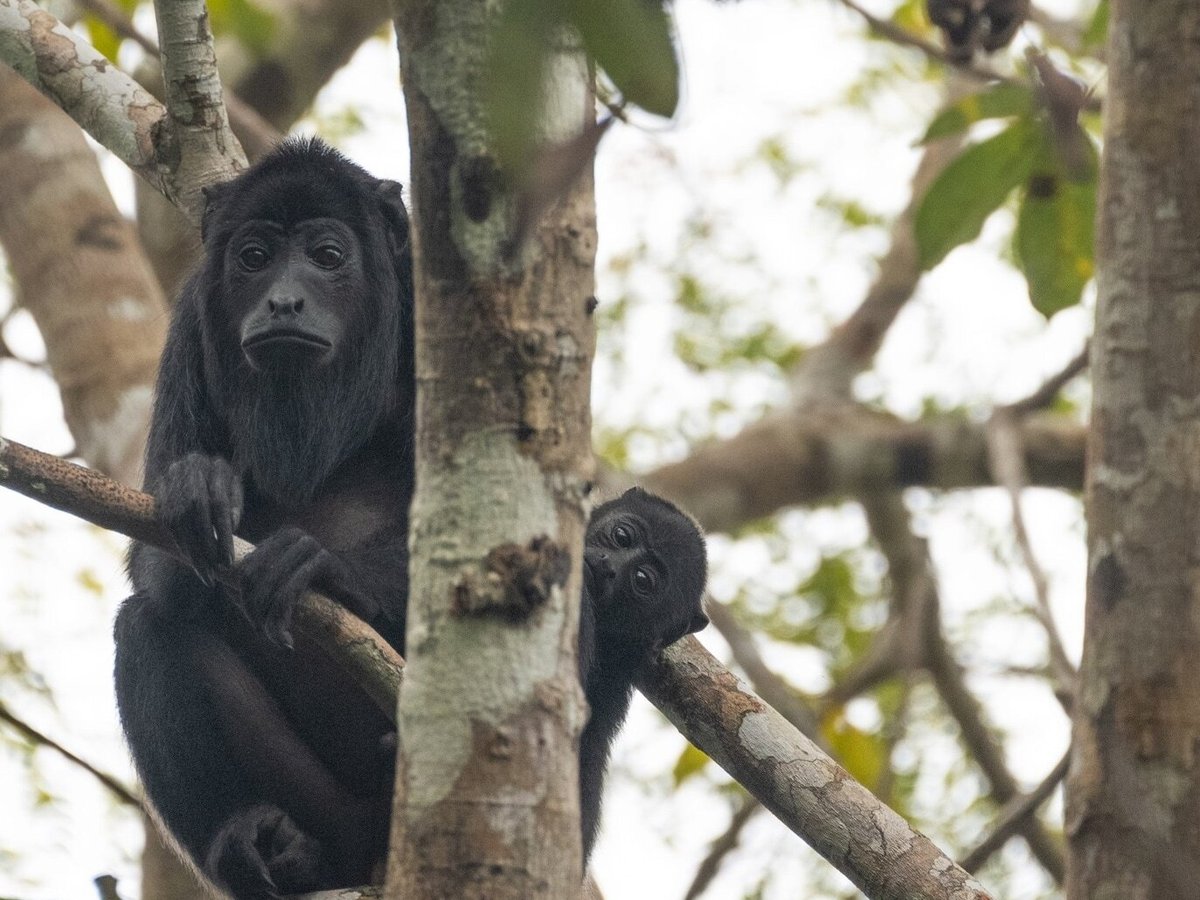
[632,566,656,593]
[613,524,634,548]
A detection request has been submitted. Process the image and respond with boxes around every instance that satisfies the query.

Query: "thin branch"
[682,794,760,900]
[960,749,1070,873]
[0,435,992,900]
[986,410,1078,698]
[835,0,1018,85]
[1005,342,1089,417]
[987,344,1088,700]
[0,699,140,808]
[863,492,1067,883]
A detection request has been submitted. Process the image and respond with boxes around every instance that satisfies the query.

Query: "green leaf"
[671,742,711,786]
[1084,0,1109,50]
[84,16,122,62]
[208,0,276,55]
[567,0,679,118]
[821,711,885,791]
[919,82,1036,143]
[1015,141,1097,318]
[485,0,561,170]
[915,119,1040,270]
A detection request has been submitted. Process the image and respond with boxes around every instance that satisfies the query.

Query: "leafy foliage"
[486,0,679,170]
[915,82,1099,318]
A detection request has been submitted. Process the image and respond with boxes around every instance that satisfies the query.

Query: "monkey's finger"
[208,473,237,569]
[264,547,329,649]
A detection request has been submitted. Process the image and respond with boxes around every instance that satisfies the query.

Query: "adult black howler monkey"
[114,138,708,898]
[115,138,415,898]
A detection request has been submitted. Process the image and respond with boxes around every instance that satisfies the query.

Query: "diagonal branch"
[0,435,992,900]
[0,699,141,808]
[0,436,404,716]
[0,0,173,198]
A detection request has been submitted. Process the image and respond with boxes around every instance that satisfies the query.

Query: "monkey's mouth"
[242,330,333,352]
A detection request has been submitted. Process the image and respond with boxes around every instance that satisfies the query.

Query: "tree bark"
[385,3,596,897]
[1068,2,1200,897]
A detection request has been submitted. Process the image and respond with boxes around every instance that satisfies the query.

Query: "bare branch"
[74,0,280,157]
[863,493,1067,882]
[961,750,1070,873]
[0,699,140,808]
[706,600,825,744]
[639,638,993,900]
[986,410,1078,697]
[682,795,759,900]
[644,408,1084,536]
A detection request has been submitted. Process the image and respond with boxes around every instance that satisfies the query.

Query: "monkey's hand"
[205,805,323,900]
[156,452,244,584]
[235,526,380,648]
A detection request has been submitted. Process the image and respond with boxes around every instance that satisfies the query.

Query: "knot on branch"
[453,536,571,621]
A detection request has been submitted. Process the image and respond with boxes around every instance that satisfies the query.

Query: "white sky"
[0,1,1093,898]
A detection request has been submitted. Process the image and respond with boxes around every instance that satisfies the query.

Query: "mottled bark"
[1068,2,1200,897]
[639,638,993,900]
[151,0,245,214]
[385,3,596,897]
[0,0,174,200]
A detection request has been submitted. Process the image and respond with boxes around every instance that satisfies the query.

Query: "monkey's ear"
[375,180,411,257]
[200,182,231,243]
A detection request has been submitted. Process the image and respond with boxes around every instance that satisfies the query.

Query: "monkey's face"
[226,217,368,372]
[585,488,709,651]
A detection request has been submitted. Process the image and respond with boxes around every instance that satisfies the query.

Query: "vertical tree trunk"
[1069,3,1200,897]
[386,3,596,898]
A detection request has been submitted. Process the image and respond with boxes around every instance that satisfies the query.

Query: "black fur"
[114,138,413,898]
[577,487,709,861]
[113,138,708,897]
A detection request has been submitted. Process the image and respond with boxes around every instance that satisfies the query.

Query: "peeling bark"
[1068,2,1200,897]
[151,0,245,214]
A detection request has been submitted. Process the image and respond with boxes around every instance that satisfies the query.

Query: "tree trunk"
[1068,3,1200,897]
[385,3,595,897]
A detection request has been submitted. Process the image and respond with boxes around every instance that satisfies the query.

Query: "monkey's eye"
[310,244,345,269]
[238,245,270,271]
[613,524,634,548]
[632,566,656,594]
